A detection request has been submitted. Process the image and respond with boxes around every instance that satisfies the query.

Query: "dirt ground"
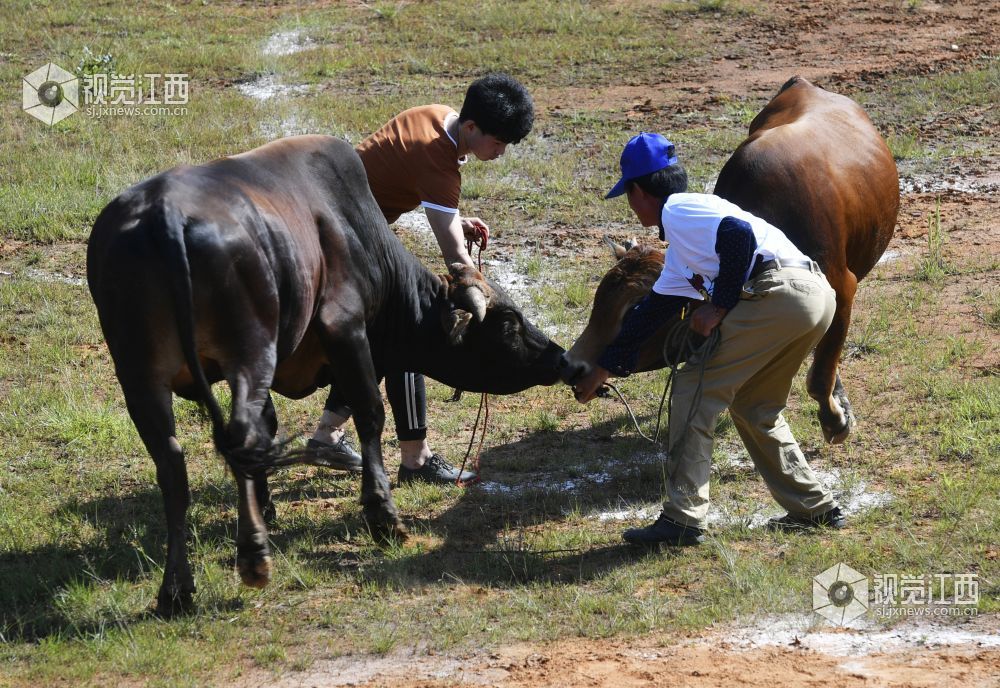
[253,615,1000,688]
[240,1,999,685]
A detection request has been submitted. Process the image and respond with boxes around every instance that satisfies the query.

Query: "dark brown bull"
[87,135,564,616]
[560,76,899,443]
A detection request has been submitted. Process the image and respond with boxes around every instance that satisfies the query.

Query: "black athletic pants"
[323,371,427,442]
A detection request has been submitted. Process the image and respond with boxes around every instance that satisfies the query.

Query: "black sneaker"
[398,453,478,486]
[304,436,363,473]
[622,512,705,547]
[767,505,846,532]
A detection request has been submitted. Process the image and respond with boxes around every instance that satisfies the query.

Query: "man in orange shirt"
[310,73,534,485]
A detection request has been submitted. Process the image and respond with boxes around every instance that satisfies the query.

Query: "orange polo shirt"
[355,104,465,224]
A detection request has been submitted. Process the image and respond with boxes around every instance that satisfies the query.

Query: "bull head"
[440,263,494,345]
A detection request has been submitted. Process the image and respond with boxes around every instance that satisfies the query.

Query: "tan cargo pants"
[662,262,838,528]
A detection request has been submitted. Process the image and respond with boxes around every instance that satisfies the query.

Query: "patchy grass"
[1,0,998,684]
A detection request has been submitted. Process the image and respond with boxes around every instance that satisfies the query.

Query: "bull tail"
[152,201,230,457]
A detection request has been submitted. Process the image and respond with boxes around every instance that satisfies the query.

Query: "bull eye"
[503,313,520,332]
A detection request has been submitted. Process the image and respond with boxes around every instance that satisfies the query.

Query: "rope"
[452,231,490,485]
[456,390,489,486]
[606,315,718,445]
[604,314,721,494]
[467,235,485,273]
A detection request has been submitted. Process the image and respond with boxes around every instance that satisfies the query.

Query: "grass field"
[1,1,998,685]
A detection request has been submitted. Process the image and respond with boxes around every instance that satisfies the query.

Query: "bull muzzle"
[557,352,590,386]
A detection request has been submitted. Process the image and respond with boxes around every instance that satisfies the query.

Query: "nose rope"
[456,391,489,486]
[603,315,720,493]
[453,232,490,485]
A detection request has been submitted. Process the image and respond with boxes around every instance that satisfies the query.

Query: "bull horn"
[461,286,488,322]
[603,235,629,260]
[448,262,491,322]
[603,234,627,260]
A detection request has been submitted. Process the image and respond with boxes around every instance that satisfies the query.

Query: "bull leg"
[318,328,406,543]
[225,368,275,589]
[808,269,857,444]
[254,393,278,526]
[121,380,195,617]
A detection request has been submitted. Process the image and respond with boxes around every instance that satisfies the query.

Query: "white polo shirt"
[652,193,809,300]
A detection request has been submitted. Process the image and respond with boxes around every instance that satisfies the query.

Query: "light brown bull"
[560,76,899,443]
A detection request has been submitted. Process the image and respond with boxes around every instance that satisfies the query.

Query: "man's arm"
[425,207,476,269]
[598,291,689,376]
[691,216,757,336]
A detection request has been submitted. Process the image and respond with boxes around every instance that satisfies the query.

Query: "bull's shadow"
[0,472,379,642]
[2,408,674,641]
[276,408,681,589]
[0,482,230,640]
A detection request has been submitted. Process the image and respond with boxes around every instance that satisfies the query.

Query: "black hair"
[459,72,534,144]
[626,162,688,200]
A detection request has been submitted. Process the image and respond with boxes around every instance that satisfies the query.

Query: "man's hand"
[573,365,611,403]
[461,217,489,250]
[691,303,727,337]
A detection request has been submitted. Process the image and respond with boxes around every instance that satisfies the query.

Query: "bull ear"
[442,308,473,345]
[447,263,491,322]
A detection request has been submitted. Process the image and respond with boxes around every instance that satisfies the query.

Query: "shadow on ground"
[0,413,677,641]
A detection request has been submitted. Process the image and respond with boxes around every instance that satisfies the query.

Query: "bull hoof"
[820,398,857,444]
[261,500,277,528]
[155,586,196,618]
[822,412,855,444]
[237,554,273,589]
[824,425,850,444]
[821,393,855,444]
[363,507,408,545]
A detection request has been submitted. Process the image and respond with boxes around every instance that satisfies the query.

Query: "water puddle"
[898,172,1000,196]
[480,471,613,496]
[236,74,310,101]
[260,113,316,139]
[263,30,315,57]
[586,455,891,527]
[483,259,534,297]
[14,268,87,287]
[876,249,901,265]
[709,614,1000,656]
[393,210,432,233]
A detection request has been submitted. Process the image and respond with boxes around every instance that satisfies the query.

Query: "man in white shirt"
[574,133,844,545]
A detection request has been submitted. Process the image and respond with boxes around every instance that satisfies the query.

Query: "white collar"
[443,112,468,165]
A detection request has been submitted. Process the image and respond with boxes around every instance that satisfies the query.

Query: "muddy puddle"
[236,75,311,101]
[898,170,1000,196]
[262,30,315,57]
[479,450,891,531]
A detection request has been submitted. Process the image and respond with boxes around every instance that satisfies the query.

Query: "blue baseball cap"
[605,132,679,199]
